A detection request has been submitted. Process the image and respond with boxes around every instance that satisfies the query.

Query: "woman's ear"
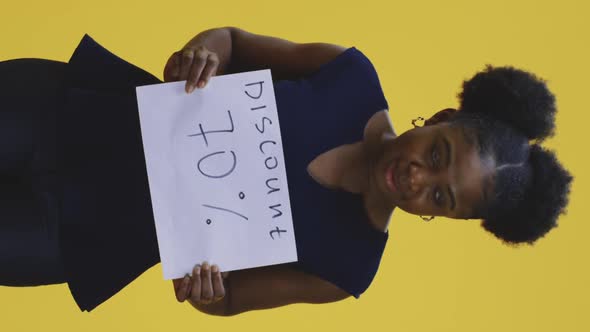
[424,108,458,126]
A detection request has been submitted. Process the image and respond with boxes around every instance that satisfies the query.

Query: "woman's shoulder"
[307,46,381,81]
[66,33,161,92]
[304,45,389,112]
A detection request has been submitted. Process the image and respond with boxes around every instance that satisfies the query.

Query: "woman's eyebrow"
[443,136,456,210]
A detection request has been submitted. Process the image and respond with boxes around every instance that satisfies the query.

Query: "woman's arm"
[177,264,351,316]
[164,27,347,91]
[226,27,347,80]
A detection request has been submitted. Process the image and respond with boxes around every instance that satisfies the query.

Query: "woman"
[0,27,572,315]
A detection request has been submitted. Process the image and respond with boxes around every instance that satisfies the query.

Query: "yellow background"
[1,0,588,331]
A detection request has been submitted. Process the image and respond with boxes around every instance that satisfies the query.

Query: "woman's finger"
[200,261,214,303]
[186,51,208,93]
[163,51,181,82]
[178,49,195,81]
[190,264,202,303]
[173,275,191,302]
[171,52,181,78]
[211,265,226,301]
[198,53,219,89]
[172,278,182,299]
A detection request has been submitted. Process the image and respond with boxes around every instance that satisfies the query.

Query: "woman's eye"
[431,146,440,167]
[434,188,444,205]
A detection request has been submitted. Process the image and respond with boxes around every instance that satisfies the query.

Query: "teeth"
[386,163,396,193]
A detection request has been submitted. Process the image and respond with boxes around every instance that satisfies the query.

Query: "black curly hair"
[448,65,572,245]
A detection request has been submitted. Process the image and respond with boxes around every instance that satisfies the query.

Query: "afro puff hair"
[458,65,556,141]
[453,65,572,245]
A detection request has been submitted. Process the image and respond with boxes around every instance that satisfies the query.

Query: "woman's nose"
[407,162,430,194]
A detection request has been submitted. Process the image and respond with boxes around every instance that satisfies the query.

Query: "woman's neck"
[308,110,396,232]
[338,110,397,232]
[333,142,370,194]
[335,140,393,232]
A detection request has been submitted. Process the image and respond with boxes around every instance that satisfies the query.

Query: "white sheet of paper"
[136,70,297,279]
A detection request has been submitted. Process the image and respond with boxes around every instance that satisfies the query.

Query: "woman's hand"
[163,27,347,91]
[173,262,229,305]
[163,46,220,93]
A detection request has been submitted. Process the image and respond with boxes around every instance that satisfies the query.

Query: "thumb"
[171,64,179,77]
[163,52,181,82]
[172,277,185,293]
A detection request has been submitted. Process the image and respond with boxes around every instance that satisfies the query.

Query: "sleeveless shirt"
[57,34,391,311]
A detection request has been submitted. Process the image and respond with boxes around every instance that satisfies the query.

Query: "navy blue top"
[57,34,391,311]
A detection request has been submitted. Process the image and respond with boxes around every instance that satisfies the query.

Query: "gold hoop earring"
[411,116,425,128]
[421,216,435,222]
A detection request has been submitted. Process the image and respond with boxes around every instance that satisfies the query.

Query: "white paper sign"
[136,70,297,279]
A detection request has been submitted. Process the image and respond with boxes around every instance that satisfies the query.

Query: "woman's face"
[371,120,495,219]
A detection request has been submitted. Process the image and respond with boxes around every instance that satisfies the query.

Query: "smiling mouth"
[385,161,398,193]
